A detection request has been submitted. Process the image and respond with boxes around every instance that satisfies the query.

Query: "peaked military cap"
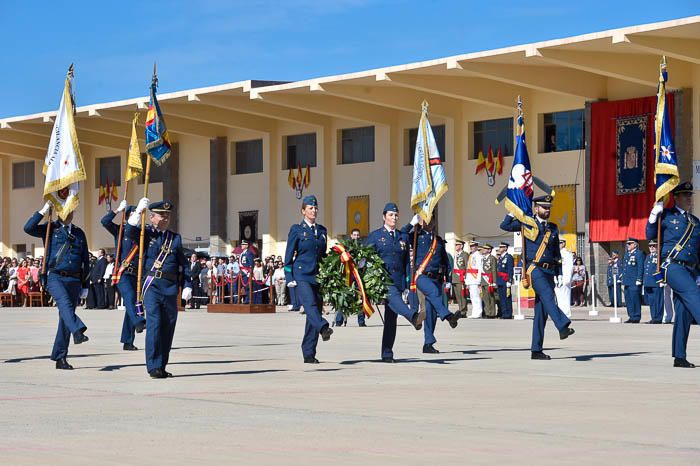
[626,237,639,244]
[672,181,694,195]
[469,240,479,247]
[482,243,493,250]
[498,242,509,248]
[383,202,399,214]
[455,239,465,245]
[533,194,554,207]
[649,240,658,246]
[241,240,249,245]
[149,201,174,212]
[302,195,318,207]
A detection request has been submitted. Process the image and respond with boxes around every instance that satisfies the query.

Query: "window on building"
[543,109,585,152]
[13,244,27,258]
[12,161,35,189]
[407,125,446,165]
[233,139,263,174]
[285,133,317,169]
[340,126,374,164]
[96,156,121,188]
[138,153,166,184]
[472,118,513,159]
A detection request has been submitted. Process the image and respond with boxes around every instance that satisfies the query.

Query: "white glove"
[660,282,666,288]
[80,288,89,299]
[181,287,192,301]
[115,200,127,213]
[695,276,700,287]
[635,280,642,286]
[135,197,150,215]
[287,280,297,288]
[556,275,563,287]
[39,201,52,216]
[507,281,512,287]
[649,201,664,223]
[444,283,452,290]
[127,211,141,226]
[410,214,420,226]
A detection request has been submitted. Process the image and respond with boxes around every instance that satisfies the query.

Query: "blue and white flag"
[654,56,679,201]
[411,101,447,223]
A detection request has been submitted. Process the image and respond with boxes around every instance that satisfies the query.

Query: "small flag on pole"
[654,56,679,201]
[145,66,172,165]
[125,113,143,181]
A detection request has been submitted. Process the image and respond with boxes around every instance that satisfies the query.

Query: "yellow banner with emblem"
[346,195,369,237]
[550,184,577,253]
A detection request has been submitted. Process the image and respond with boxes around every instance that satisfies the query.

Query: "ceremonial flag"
[654,56,679,201]
[411,101,448,223]
[475,150,486,174]
[111,180,118,202]
[496,147,504,175]
[43,65,86,220]
[296,162,303,187]
[125,113,143,181]
[503,97,540,241]
[303,164,310,188]
[145,69,172,165]
[486,146,494,172]
[287,167,294,188]
[98,184,106,205]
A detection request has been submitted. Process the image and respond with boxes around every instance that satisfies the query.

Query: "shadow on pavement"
[97,359,262,371]
[3,353,114,363]
[174,369,286,378]
[557,351,651,361]
[339,356,491,365]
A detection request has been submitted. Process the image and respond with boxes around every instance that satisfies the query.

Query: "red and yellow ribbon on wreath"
[331,244,374,318]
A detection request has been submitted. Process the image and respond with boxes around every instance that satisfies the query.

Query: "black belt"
[671,258,697,268]
[532,261,556,270]
[49,269,81,279]
[422,271,443,280]
[147,270,179,282]
[122,266,136,276]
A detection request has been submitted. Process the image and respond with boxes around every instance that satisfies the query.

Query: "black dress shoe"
[55,358,73,370]
[422,344,440,354]
[624,319,640,324]
[674,358,695,368]
[646,320,662,324]
[381,357,395,363]
[73,332,89,344]
[531,351,551,360]
[502,316,514,320]
[149,368,167,379]
[320,326,333,341]
[135,321,146,333]
[559,327,575,340]
[163,370,173,378]
[446,313,459,329]
[411,312,423,331]
[123,343,138,351]
[358,323,368,327]
[303,357,320,364]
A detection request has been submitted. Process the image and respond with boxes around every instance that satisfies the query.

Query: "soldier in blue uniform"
[642,240,664,324]
[125,198,192,379]
[500,194,575,360]
[621,238,645,323]
[284,195,333,363]
[646,182,700,367]
[366,203,424,362]
[101,200,146,350]
[24,201,90,370]
[496,242,514,319]
[239,240,255,304]
[404,215,460,354]
[607,251,622,307]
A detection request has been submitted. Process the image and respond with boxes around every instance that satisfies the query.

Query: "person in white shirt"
[272,261,286,305]
[103,254,116,309]
[555,240,574,317]
[465,241,483,318]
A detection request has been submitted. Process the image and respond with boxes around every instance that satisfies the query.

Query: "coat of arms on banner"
[616,115,647,195]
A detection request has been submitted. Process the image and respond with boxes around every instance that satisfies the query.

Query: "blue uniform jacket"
[124,223,191,295]
[402,224,450,281]
[240,249,255,269]
[607,261,622,286]
[500,215,562,276]
[101,211,139,266]
[643,253,660,287]
[497,253,514,286]
[284,221,327,285]
[646,207,700,267]
[24,212,90,285]
[621,249,645,286]
[366,227,409,292]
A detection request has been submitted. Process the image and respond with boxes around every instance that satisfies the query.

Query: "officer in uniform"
[284,195,333,363]
[451,239,468,317]
[646,181,700,367]
[101,200,146,350]
[643,240,664,324]
[366,203,424,362]
[404,214,460,354]
[500,194,575,360]
[496,242,514,319]
[465,240,483,318]
[480,244,498,318]
[621,238,645,323]
[24,201,90,370]
[239,240,255,304]
[126,198,192,379]
[607,252,622,307]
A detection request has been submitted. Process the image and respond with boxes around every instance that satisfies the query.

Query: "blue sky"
[0,0,697,118]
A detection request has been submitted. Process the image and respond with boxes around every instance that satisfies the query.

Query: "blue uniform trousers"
[288,285,299,310]
[644,286,665,322]
[46,275,85,361]
[417,276,453,346]
[296,281,329,359]
[530,268,571,352]
[117,275,145,345]
[381,285,417,359]
[608,285,622,306]
[497,285,513,318]
[334,310,366,326]
[624,285,642,321]
[143,287,178,372]
[665,263,700,359]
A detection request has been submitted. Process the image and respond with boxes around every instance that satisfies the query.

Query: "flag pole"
[655,57,667,275]
[40,208,52,290]
[113,179,130,285]
[136,155,152,301]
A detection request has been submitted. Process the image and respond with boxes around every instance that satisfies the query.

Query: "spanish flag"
[475,150,486,174]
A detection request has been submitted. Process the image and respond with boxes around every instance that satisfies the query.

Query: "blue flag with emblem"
[144,66,172,165]
[410,101,447,223]
[654,56,679,202]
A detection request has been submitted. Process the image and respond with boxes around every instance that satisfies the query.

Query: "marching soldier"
[24,201,90,370]
[101,200,146,350]
[126,198,192,378]
[366,203,424,362]
[496,242,514,319]
[500,194,575,360]
[646,182,700,367]
[451,239,468,317]
[643,240,664,324]
[480,244,498,318]
[622,238,645,323]
[465,240,483,318]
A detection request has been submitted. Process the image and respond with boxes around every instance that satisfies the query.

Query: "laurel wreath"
[317,239,392,317]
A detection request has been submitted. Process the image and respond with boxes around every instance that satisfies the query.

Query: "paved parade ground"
[1,305,700,465]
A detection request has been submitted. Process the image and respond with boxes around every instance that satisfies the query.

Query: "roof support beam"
[161,103,276,133]
[0,142,45,160]
[613,33,700,65]
[74,117,135,140]
[196,94,328,127]
[98,110,227,139]
[0,130,48,150]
